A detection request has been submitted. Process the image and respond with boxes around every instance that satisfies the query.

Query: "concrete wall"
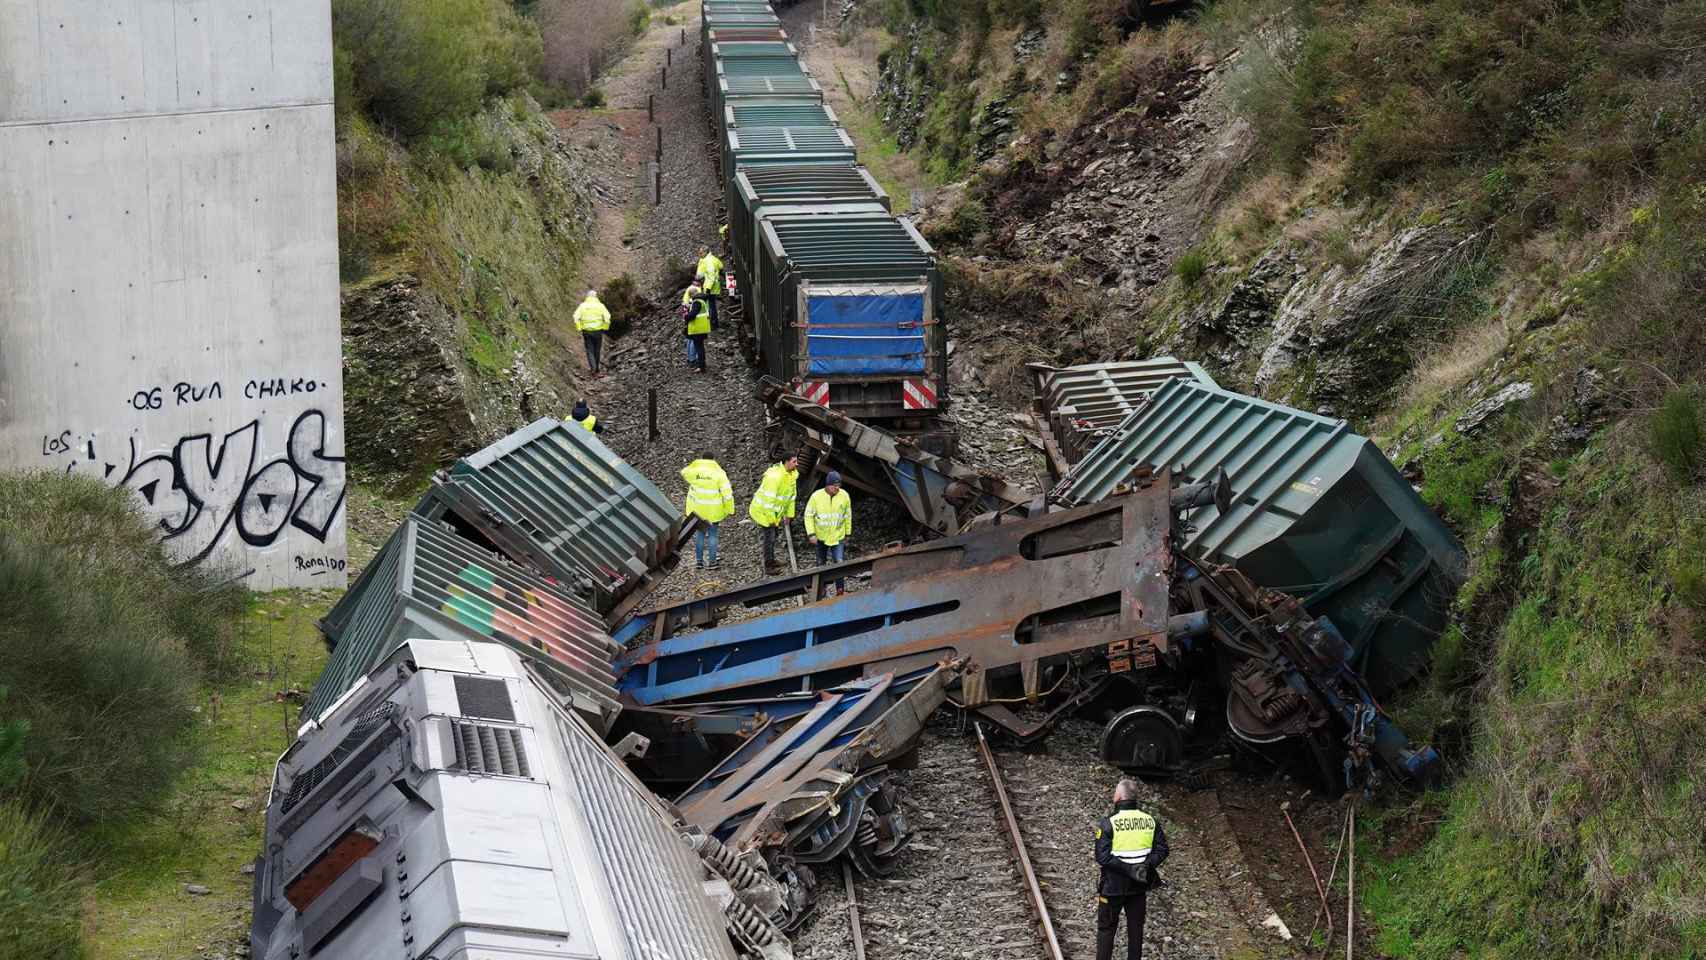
[0,0,346,589]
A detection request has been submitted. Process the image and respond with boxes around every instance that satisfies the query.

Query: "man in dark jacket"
[1093,777,1169,960]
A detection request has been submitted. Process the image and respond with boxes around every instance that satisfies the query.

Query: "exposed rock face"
[1251,226,1483,418]
[342,278,568,477]
[1186,244,1301,370]
[339,95,592,480]
[874,26,929,149]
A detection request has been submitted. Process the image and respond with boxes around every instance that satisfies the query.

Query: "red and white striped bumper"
[797,380,830,406]
[902,377,938,410]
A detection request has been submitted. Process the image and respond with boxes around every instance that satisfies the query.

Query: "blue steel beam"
[617,488,1172,707]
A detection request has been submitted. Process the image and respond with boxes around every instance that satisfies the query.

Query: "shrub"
[1650,387,1705,482]
[538,0,653,97]
[1174,248,1208,286]
[579,87,607,109]
[598,273,645,338]
[0,801,86,960]
[0,473,244,825]
[333,0,542,137]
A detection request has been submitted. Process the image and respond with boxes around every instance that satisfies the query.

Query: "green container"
[726,100,839,129]
[307,517,623,729]
[753,211,948,421]
[727,162,888,306]
[722,124,856,183]
[1059,378,1467,693]
[711,59,820,129]
[703,40,798,104]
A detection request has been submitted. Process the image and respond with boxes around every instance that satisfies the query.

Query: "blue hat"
[826,471,842,486]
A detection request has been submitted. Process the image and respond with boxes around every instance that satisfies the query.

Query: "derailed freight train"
[702,7,950,443]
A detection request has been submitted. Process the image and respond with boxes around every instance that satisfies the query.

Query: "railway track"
[826,717,1110,960]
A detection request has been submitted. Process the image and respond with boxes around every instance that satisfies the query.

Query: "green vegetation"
[87,590,332,959]
[1173,248,1207,286]
[0,802,86,960]
[334,0,613,483]
[0,473,254,959]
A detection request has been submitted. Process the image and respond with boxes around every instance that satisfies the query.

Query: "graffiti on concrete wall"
[39,400,346,574]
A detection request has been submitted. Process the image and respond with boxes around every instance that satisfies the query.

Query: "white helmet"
[586,289,599,298]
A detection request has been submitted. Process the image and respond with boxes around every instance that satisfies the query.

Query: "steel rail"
[974,722,1067,960]
[843,860,867,960]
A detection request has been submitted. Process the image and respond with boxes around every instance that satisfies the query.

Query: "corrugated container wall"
[412,418,680,614]
[728,163,888,309]
[307,518,623,728]
[1060,378,1466,694]
[1030,358,1218,470]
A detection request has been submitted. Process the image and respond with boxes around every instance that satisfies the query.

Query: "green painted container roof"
[710,41,796,58]
[702,11,781,26]
[706,26,789,42]
[720,75,820,97]
[728,125,854,154]
[307,517,622,726]
[1058,378,1467,693]
[738,163,886,204]
[718,57,806,76]
[727,101,838,128]
[766,214,935,274]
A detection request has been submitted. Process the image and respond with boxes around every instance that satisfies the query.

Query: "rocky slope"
[338,94,600,483]
[836,0,1706,955]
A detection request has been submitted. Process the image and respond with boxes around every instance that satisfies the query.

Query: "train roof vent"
[280,702,401,816]
[450,720,532,778]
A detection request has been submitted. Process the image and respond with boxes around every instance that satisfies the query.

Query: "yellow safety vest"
[573,297,611,332]
[697,254,724,294]
[804,488,852,546]
[682,289,711,336]
[577,414,597,432]
[680,459,734,523]
[748,463,798,526]
[1108,808,1157,870]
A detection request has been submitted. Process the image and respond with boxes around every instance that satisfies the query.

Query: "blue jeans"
[816,541,845,591]
[695,522,720,565]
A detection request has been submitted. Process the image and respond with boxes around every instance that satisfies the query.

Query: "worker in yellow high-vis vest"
[680,451,734,569]
[804,471,852,593]
[573,289,611,376]
[1093,778,1170,960]
[681,284,711,372]
[695,245,724,330]
[570,398,602,434]
[748,454,800,574]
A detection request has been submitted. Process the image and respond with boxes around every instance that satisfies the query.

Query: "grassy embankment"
[871,0,1706,953]
[333,0,652,485]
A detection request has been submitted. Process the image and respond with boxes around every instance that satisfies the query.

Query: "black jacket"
[1094,800,1169,896]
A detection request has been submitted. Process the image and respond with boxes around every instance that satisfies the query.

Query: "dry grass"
[537,0,647,96]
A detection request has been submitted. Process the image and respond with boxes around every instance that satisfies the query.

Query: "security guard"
[573,289,611,376]
[681,284,711,372]
[748,454,800,574]
[695,245,724,329]
[680,451,734,569]
[804,471,852,593]
[570,399,602,433]
[1093,778,1169,960]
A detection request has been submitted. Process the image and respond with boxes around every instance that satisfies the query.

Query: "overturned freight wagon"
[752,213,949,433]
[1030,357,1218,478]
[412,418,683,619]
[306,517,624,729]
[1056,378,1466,694]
